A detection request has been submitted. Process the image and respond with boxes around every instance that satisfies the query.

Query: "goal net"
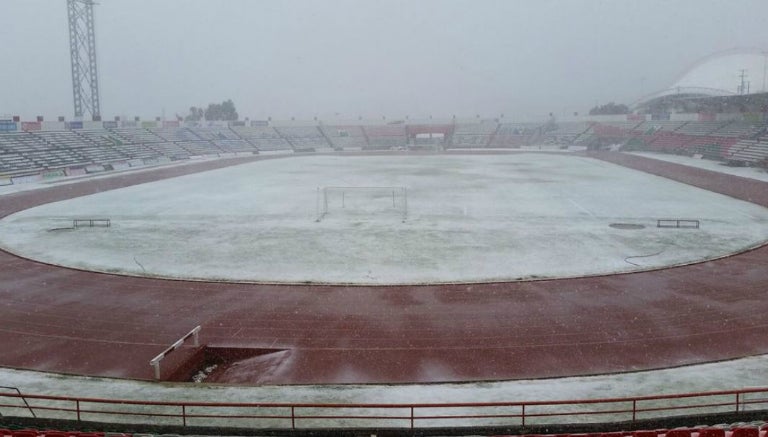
[316,186,408,222]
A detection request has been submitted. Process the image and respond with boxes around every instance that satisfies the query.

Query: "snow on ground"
[2,355,768,429]
[1,154,768,284]
[630,152,768,183]
[0,155,240,196]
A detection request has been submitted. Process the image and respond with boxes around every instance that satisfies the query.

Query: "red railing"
[0,387,767,430]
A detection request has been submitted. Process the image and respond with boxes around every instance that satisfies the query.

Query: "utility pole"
[67,0,101,120]
[737,69,748,95]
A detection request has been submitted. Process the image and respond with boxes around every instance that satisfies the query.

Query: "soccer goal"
[316,186,408,222]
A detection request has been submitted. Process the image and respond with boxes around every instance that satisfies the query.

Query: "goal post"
[316,186,408,222]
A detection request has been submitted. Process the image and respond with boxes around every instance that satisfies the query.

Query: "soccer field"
[1,153,767,284]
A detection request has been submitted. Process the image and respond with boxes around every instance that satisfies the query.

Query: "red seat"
[12,431,39,437]
[666,430,693,437]
[731,428,759,437]
[602,433,624,437]
[698,429,725,437]
[633,431,658,437]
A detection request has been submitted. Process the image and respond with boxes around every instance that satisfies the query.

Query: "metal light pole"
[67,0,101,119]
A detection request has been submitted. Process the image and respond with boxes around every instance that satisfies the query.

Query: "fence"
[1,387,768,431]
[657,219,700,229]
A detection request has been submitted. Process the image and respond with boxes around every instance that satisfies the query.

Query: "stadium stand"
[108,128,165,144]
[540,121,592,145]
[229,125,292,152]
[273,125,331,152]
[676,121,729,136]
[7,131,89,169]
[188,126,241,141]
[144,141,191,160]
[33,130,129,165]
[490,123,541,147]
[149,127,201,142]
[212,139,258,153]
[363,124,407,149]
[173,140,223,156]
[710,121,764,138]
[728,136,768,164]
[320,125,368,150]
[3,118,767,182]
[450,121,498,148]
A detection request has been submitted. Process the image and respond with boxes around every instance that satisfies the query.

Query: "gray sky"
[1,0,767,121]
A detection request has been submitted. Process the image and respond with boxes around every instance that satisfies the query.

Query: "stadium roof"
[637,48,768,106]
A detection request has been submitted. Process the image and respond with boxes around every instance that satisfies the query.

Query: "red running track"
[1,152,767,385]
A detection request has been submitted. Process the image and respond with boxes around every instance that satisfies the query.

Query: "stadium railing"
[1,387,767,431]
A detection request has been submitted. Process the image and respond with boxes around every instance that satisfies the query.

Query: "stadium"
[3,1,768,436]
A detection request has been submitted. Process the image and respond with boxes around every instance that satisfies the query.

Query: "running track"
[1,151,767,385]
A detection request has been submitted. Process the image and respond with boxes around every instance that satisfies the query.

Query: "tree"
[204,99,239,121]
[589,102,630,115]
[184,100,239,122]
[184,106,205,122]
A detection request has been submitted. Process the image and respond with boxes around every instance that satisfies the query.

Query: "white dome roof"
[671,49,768,94]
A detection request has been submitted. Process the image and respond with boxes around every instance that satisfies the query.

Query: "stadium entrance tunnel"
[163,346,289,383]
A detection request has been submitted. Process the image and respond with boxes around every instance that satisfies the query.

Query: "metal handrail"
[0,386,36,418]
[0,387,766,430]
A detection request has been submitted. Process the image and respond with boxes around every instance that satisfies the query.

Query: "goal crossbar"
[316,186,408,222]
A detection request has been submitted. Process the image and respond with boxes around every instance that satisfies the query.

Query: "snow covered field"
[1,153,768,284]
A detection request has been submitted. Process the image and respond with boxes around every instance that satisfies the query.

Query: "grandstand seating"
[230,125,292,151]
[149,127,200,142]
[641,120,689,134]
[320,125,367,150]
[212,139,258,153]
[173,140,223,156]
[108,128,164,144]
[711,122,764,138]
[363,124,407,149]
[35,130,128,164]
[145,142,190,160]
[189,126,240,141]
[541,122,592,145]
[3,118,768,180]
[274,126,331,151]
[676,121,729,136]
[490,123,541,147]
[450,122,498,148]
[727,137,768,164]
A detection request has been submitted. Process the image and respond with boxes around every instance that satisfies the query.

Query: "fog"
[1,0,767,120]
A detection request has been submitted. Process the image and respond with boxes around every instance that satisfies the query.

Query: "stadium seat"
[731,428,759,437]
[632,431,659,437]
[12,431,38,437]
[665,429,693,437]
[698,429,726,437]
[601,432,624,437]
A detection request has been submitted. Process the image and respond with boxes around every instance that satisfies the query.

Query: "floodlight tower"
[67,0,101,119]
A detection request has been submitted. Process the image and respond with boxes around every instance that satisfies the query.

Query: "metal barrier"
[149,325,201,379]
[0,387,767,430]
[0,386,35,418]
[73,218,111,228]
[657,219,700,229]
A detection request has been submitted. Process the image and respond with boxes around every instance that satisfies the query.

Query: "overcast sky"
[1,0,767,121]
